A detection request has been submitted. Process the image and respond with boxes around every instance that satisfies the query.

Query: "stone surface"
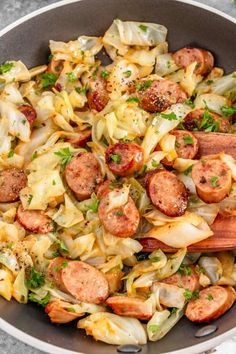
[0,1,235,354]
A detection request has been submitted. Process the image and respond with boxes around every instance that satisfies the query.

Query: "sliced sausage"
[65,129,91,148]
[185,286,236,322]
[17,204,54,234]
[136,78,187,113]
[98,190,140,238]
[47,58,64,75]
[65,152,103,200]
[162,266,200,292]
[18,105,37,126]
[47,258,109,304]
[173,47,214,76]
[87,75,109,112]
[0,168,27,203]
[45,299,83,324]
[96,180,113,198]
[184,109,231,133]
[105,143,144,177]
[146,170,188,217]
[105,270,125,294]
[191,159,232,203]
[172,130,199,159]
[106,296,154,320]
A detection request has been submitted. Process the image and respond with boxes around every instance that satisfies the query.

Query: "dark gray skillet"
[0,0,236,353]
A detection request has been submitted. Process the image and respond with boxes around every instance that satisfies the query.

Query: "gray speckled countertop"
[0,1,236,353]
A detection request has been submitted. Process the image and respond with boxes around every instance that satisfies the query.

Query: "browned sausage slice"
[186,286,236,322]
[47,258,109,304]
[146,170,188,217]
[98,191,140,238]
[65,129,91,148]
[161,266,200,292]
[106,296,154,320]
[17,205,54,234]
[18,105,37,126]
[96,180,113,198]
[173,47,214,76]
[172,130,199,159]
[0,169,27,203]
[105,143,144,177]
[192,159,232,203]
[45,299,83,324]
[184,109,231,133]
[65,152,103,200]
[136,78,187,113]
[87,75,109,112]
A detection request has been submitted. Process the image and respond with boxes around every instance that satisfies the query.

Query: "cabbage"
[29,65,47,78]
[103,22,129,58]
[173,158,198,173]
[143,209,190,227]
[0,100,31,142]
[0,221,20,243]
[0,249,19,275]
[146,213,213,248]
[180,62,203,96]
[141,103,190,160]
[147,308,184,341]
[188,200,219,225]
[1,83,25,104]
[106,185,130,212]
[177,173,196,194]
[152,283,185,308]
[52,194,84,228]
[197,72,236,98]
[0,61,30,83]
[12,268,28,303]
[29,236,53,272]
[220,153,236,181]
[114,19,167,46]
[219,183,236,216]
[156,248,186,281]
[61,233,96,260]
[194,93,229,115]
[0,268,13,301]
[124,45,167,67]
[35,92,55,124]
[78,312,147,345]
[0,153,24,169]
[159,133,177,162]
[0,117,12,155]
[97,255,123,273]
[198,256,223,284]
[155,53,179,77]
[216,252,235,286]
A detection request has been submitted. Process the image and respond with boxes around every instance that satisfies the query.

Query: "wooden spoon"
[140,132,236,253]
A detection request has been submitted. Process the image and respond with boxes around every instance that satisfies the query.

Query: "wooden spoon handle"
[193,132,236,159]
[140,215,236,253]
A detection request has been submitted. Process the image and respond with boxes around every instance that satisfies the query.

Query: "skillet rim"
[0,0,236,353]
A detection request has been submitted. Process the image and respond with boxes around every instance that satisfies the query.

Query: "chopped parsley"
[75,86,87,94]
[28,292,51,307]
[123,70,132,78]
[210,176,219,188]
[0,62,14,74]
[184,98,195,109]
[126,97,139,103]
[183,135,194,145]
[67,307,76,313]
[148,324,160,333]
[48,54,53,62]
[149,256,160,262]
[136,80,152,91]
[184,289,200,301]
[189,195,199,204]
[139,24,148,32]
[109,154,122,163]
[22,119,27,125]
[101,70,110,79]
[53,260,69,272]
[66,72,77,82]
[41,73,58,88]
[26,268,45,289]
[199,109,219,132]
[27,194,33,205]
[167,60,171,69]
[115,210,124,217]
[31,151,38,160]
[183,165,193,176]
[87,193,99,213]
[207,293,214,301]
[56,239,69,253]
[160,112,177,121]
[151,160,161,168]
[178,265,192,276]
[54,147,73,167]
[8,150,14,158]
[135,252,150,261]
[221,105,236,117]
[206,80,214,85]
[170,307,178,315]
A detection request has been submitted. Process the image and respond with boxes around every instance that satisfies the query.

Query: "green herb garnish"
[221,105,236,117]
[184,289,200,301]
[26,268,45,289]
[31,151,38,160]
[41,73,58,88]
[184,98,195,109]
[28,292,50,307]
[183,135,194,145]
[126,97,139,103]
[101,70,110,79]
[135,252,150,261]
[178,265,192,276]
[66,72,77,82]
[123,70,132,78]
[0,62,14,74]
[27,194,33,205]
[54,147,73,167]
[139,24,148,32]
[136,80,152,91]
[87,193,100,213]
[148,324,160,333]
[183,165,193,176]
[160,112,177,121]
[210,176,219,188]
[8,150,14,158]
[109,154,122,163]
[115,210,124,217]
[207,293,214,301]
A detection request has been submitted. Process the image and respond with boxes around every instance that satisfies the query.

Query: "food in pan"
[0,19,236,346]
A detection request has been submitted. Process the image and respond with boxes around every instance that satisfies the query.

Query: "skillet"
[0,0,236,353]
